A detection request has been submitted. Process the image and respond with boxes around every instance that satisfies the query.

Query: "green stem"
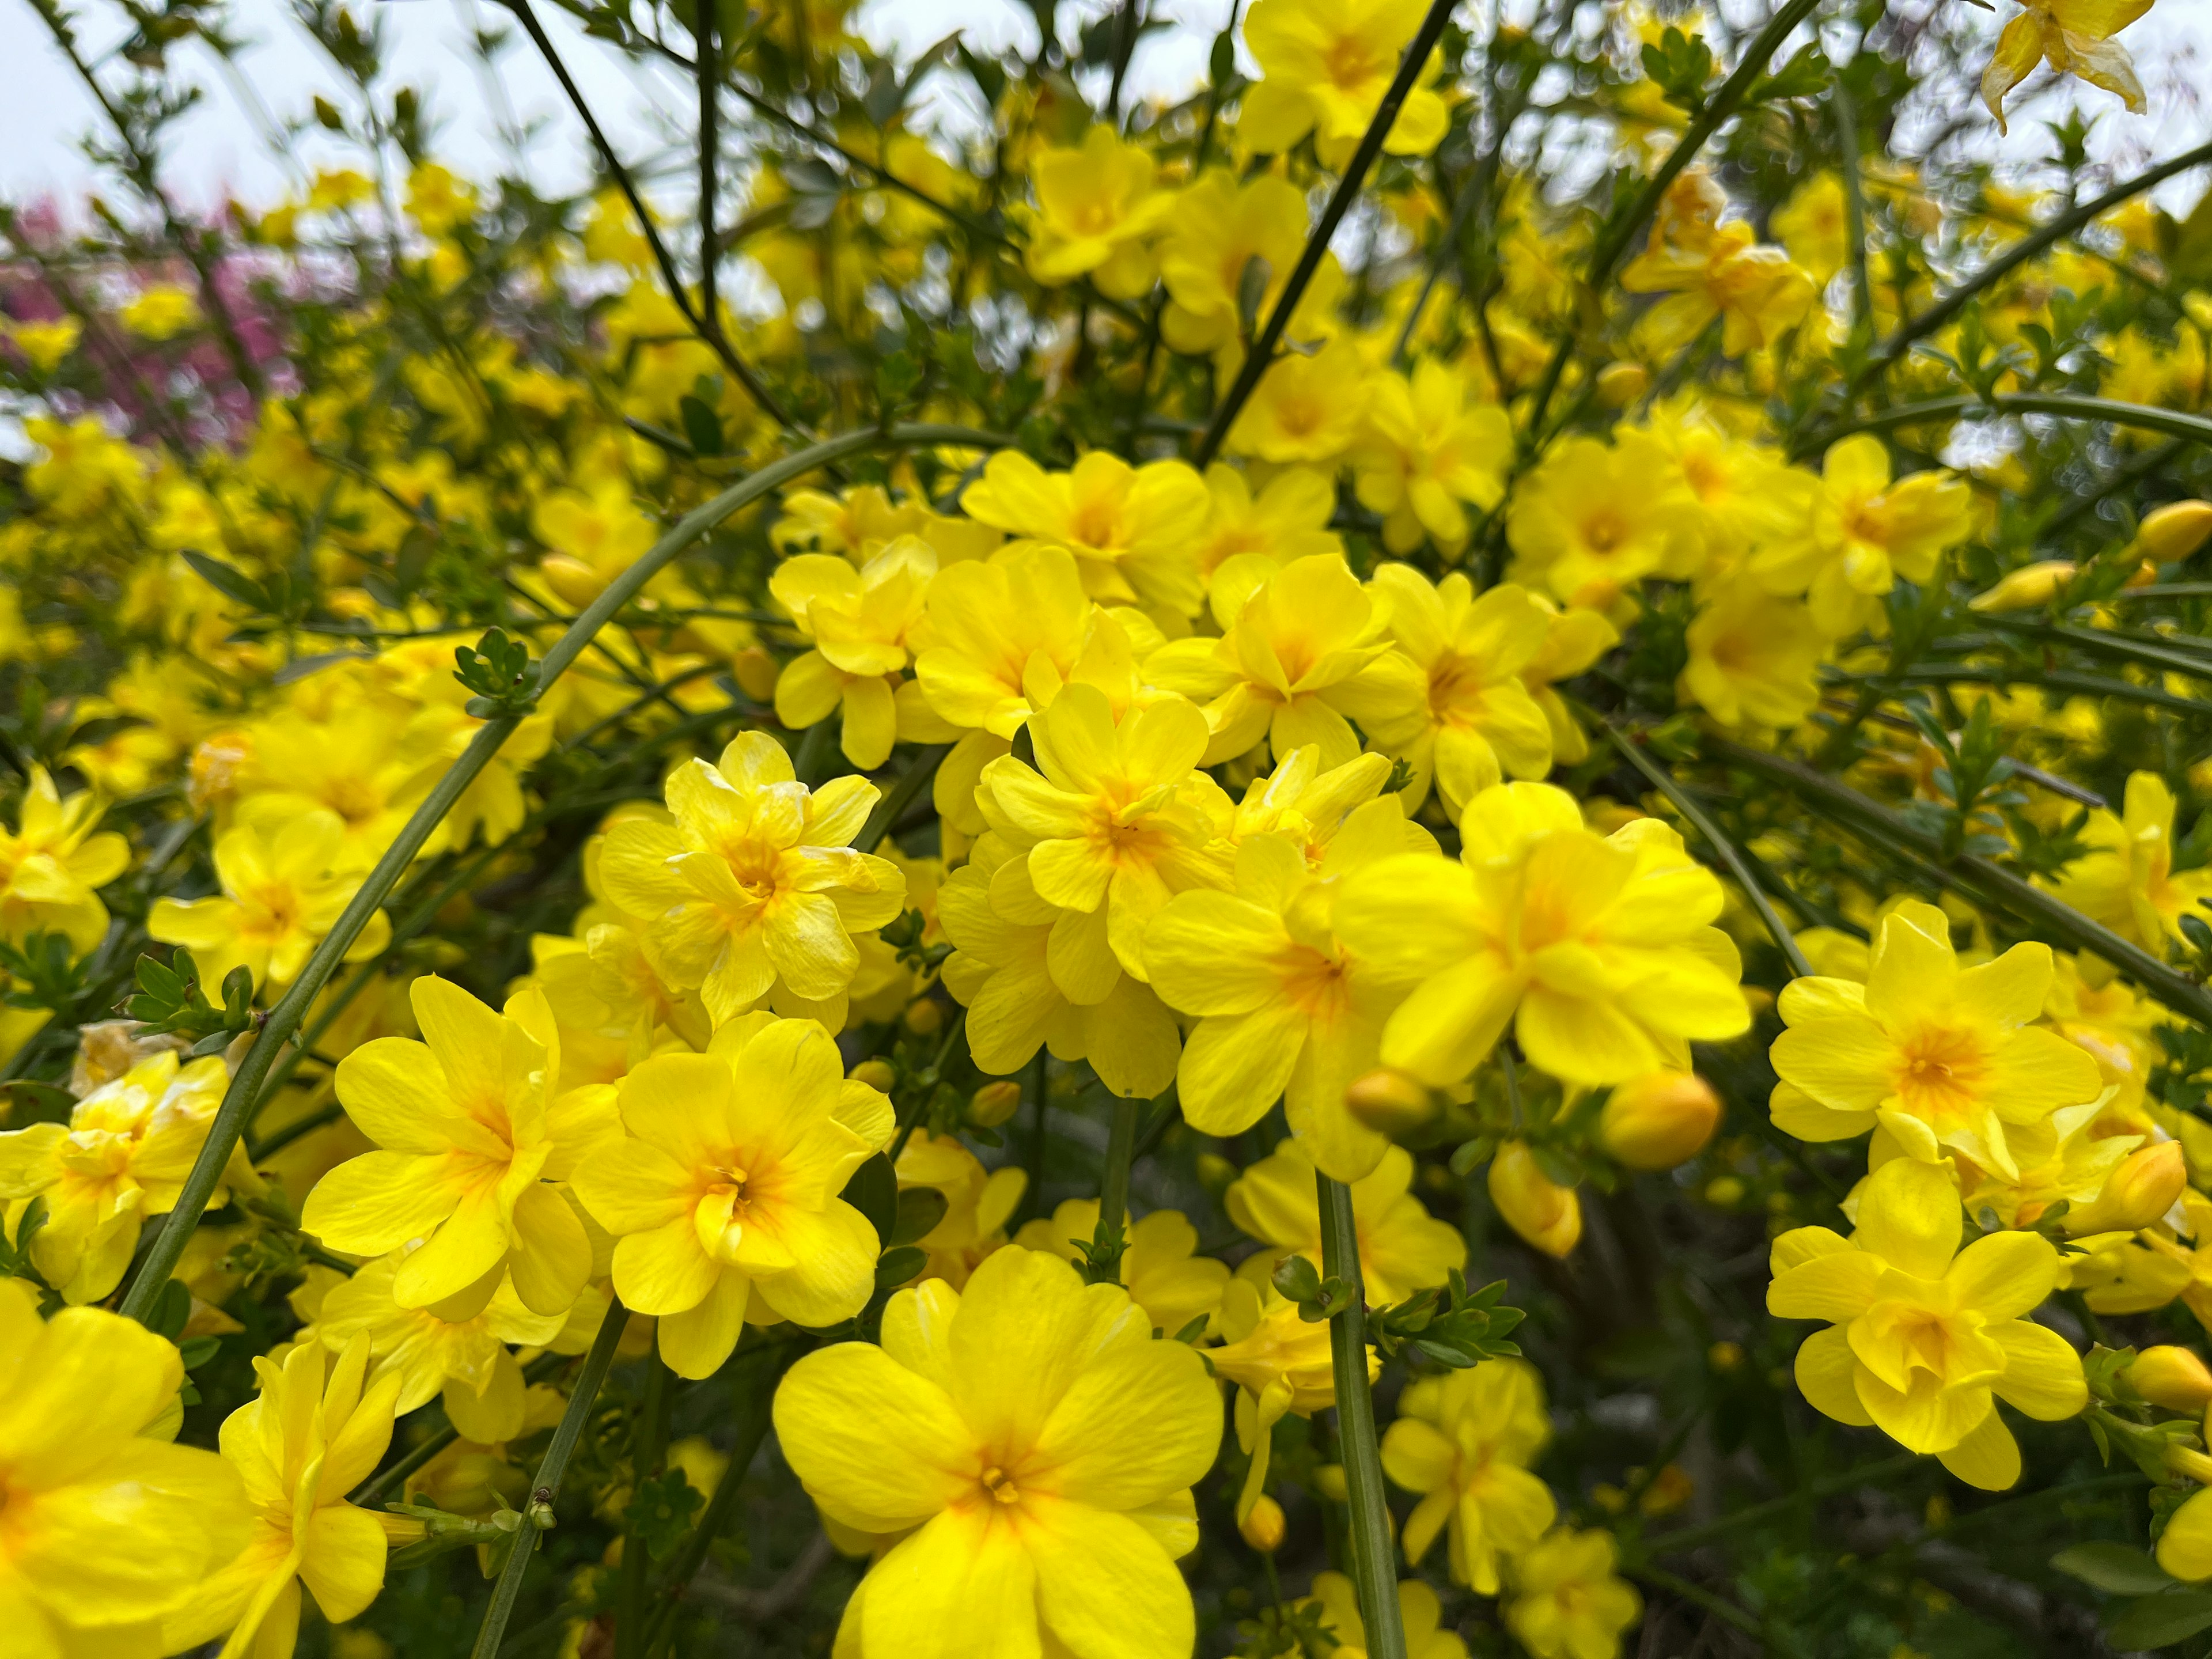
[1977,614,2212,681]
[1316,1172,1406,1659]
[1642,1452,1919,1556]
[1192,0,1459,465]
[471,1297,631,1659]
[858,744,951,854]
[1834,663,2212,719]
[1831,71,1875,342]
[1085,1093,1143,1284]
[117,423,1009,1325]
[1704,735,2212,1025]
[618,1351,673,1658]
[1793,392,2212,462]
[1603,722,1812,979]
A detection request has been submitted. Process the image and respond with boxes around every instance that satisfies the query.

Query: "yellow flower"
[1225,338,1374,467]
[149,809,393,994]
[303,977,610,1316]
[238,707,444,874]
[2159,1485,2212,1582]
[1506,436,1694,609]
[961,450,1210,620]
[1014,1200,1229,1336]
[772,1247,1221,1659]
[1381,1359,1557,1593]
[1772,171,1849,285]
[1304,1572,1469,1659]
[1622,219,1816,355]
[1336,781,1748,1088]
[1022,127,1176,298]
[1982,0,2152,133]
[1767,900,2103,1177]
[1146,555,1423,768]
[893,1129,1029,1288]
[0,1278,243,1657]
[406,161,477,235]
[1488,1141,1582,1258]
[1209,1275,1351,1521]
[1238,0,1450,169]
[0,1050,241,1303]
[0,764,128,952]
[1351,362,1513,555]
[572,1014,891,1377]
[771,536,955,770]
[167,1335,410,1659]
[1520,600,1618,768]
[1504,1529,1643,1659]
[935,833,1184,1100]
[1146,803,1415,1181]
[1678,586,1824,729]
[981,684,1230,987]
[9,316,81,373]
[119,283,202,340]
[1767,1157,2086,1488]
[2046,771,2212,955]
[1225,1139,1466,1304]
[1188,463,1345,586]
[912,544,1099,738]
[596,733,908,1026]
[1363,569,1556,818]
[1748,435,1972,636]
[531,479,660,608]
[314,1248,567,1442]
[1160,174,1345,358]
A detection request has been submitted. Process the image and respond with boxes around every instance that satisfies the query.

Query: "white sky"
[0,0,2203,215]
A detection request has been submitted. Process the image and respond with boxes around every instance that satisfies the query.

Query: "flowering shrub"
[6,0,2212,1653]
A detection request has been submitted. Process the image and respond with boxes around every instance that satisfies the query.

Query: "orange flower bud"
[1488,1141,1582,1257]
[2132,1346,2212,1412]
[1344,1067,1434,1136]
[903,998,944,1036]
[2067,1140,2186,1236]
[1599,1071,1723,1170]
[969,1080,1024,1128]
[2139,501,2212,565]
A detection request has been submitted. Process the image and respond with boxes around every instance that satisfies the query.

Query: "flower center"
[981,1466,1021,1505]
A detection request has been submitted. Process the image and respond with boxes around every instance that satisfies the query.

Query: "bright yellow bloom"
[304,976,610,1316]
[772,1247,1220,1659]
[1772,171,1849,285]
[1225,1139,1465,1304]
[2046,771,2212,955]
[1767,1157,2086,1488]
[1189,463,1345,586]
[1982,0,2151,132]
[0,764,127,952]
[1337,781,1748,1088]
[1225,338,1374,467]
[2159,1485,2212,1582]
[149,809,392,993]
[1239,0,1450,169]
[1768,900,2103,1176]
[1159,174,1344,358]
[1022,127,1176,298]
[1749,436,1971,636]
[912,544,1097,738]
[1146,804,1414,1181]
[1505,1529,1643,1659]
[1363,569,1556,818]
[168,1335,409,1659]
[961,451,1210,619]
[1506,437,1693,609]
[1520,600,1618,767]
[1209,1275,1353,1522]
[0,1051,243,1303]
[771,536,954,770]
[596,733,907,1026]
[237,707,443,874]
[1351,362,1513,555]
[1622,219,1816,355]
[572,1013,891,1377]
[9,316,82,373]
[119,283,202,340]
[0,1278,243,1659]
[1222,743,1434,868]
[1304,1573,1469,1659]
[895,1129,1029,1289]
[531,479,660,608]
[1146,555,1423,768]
[1014,1200,1229,1337]
[1381,1359,1557,1594]
[314,1248,567,1442]
[1678,586,1824,729]
[1488,1141,1582,1258]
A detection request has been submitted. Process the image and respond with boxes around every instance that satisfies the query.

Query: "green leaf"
[874,1244,927,1289]
[625,1467,703,1562]
[2108,1590,2212,1649]
[181,551,271,612]
[679,394,725,457]
[890,1184,949,1246]
[841,1154,897,1243]
[2054,1542,2180,1596]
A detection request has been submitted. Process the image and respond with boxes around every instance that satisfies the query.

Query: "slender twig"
[617,1352,672,1658]
[1834,663,2212,719]
[1317,1173,1407,1659]
[1794,392,2212,461]
[1830,70,1875,341]
[470,1298,631,1659]
[1642,1453,1921,1555]
[858,744,952,854]
[1192,0,1459,465]
[698,0,719,348]
[1084,1093,1144,1283]
[118,424,1010,1324]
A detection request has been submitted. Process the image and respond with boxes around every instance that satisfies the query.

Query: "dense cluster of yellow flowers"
[7,0,2212,1650]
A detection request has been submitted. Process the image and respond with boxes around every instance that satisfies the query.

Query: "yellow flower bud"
[732,645,781,703]
[1195,1153,1238,1196]
[1312,1463,1349,1504]
[1238,1493,1286,1552]
[1966,560,2076,612]
[903,998,944,1036]
[1599,1071,1722,1170]
[1344,1067,1434,1136]
[1708,1340,1745,1373]
[2160,1486,2212,1584]
[2131,1345,2212,1412]
[849,1058,896,1092]
[1488,1141,1582,1257]
[969,1080,1023,1128]
[2139,500,2212,565]
[2067,1139,2186,1236]
[1594,361,1650,407]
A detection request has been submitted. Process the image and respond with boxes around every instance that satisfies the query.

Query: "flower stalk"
[1317,1171,1407,1659]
